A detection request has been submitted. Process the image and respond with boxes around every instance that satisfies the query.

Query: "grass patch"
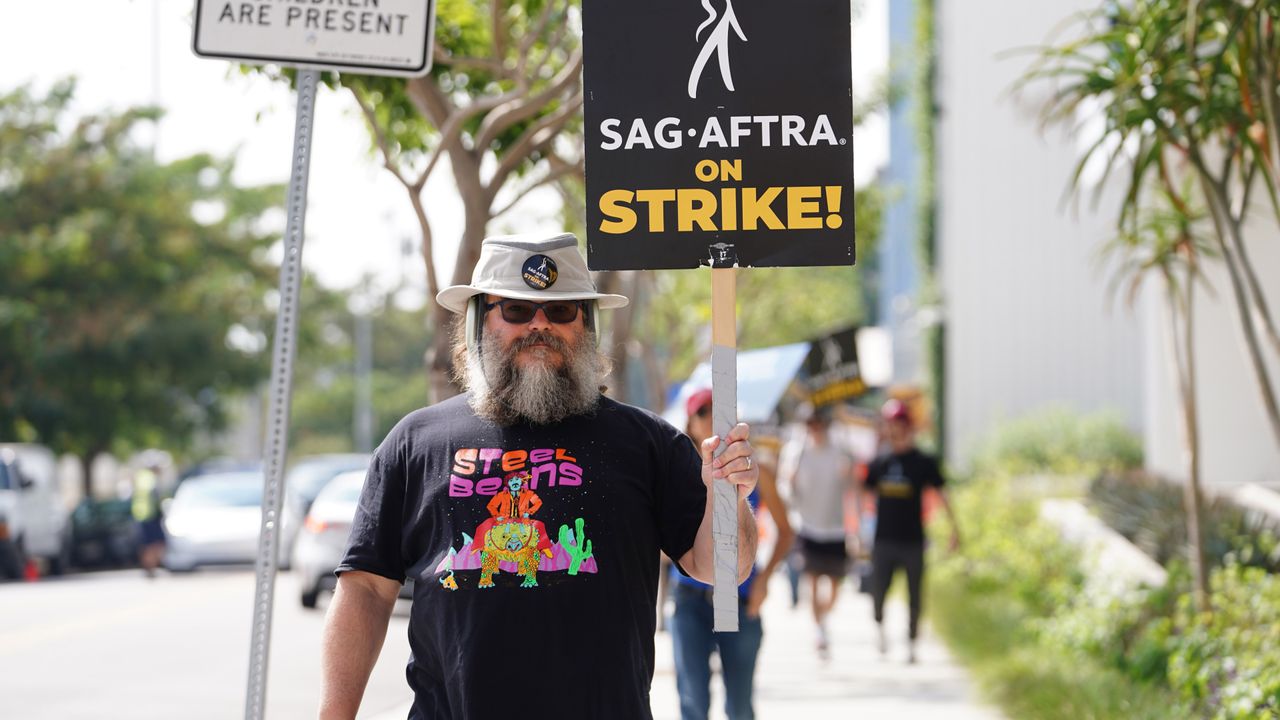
[928,581,1182,720]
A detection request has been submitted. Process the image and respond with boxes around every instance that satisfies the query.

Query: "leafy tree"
[0,80,281,490]
[288,291,433,455]
[256,0,586,401]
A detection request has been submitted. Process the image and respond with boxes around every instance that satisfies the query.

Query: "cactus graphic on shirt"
[558,517,594,576]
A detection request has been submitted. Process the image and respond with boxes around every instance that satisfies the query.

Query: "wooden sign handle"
[710,267,739,632]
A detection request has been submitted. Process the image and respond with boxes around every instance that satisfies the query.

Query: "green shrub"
[969,408,1143,479]
[929,473,1183,719]
[1089,472,1280,573]
[936,416,1280,720]
[1038,571,1180,684]
[1034,479,1280,720]
[933,474,1081,615]
[1167,564,1280,719]
[947,412,1280,712]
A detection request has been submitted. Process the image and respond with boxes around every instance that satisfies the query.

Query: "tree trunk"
[1196,170,1280,449]
[411,192,439,300]
[642,339,669,413]
[1167,273,1211,612]
[452,201,489,285]
[78,446,106,501]
[427,303,457,404]
[1222,206,1280,379]
[427,200,490,403]
[79,453,93,502]
[596,270,641,403]
[637,273,670,412]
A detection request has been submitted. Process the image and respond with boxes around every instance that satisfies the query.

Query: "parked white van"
[0,444,71,576]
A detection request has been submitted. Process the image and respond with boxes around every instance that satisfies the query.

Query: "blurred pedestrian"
[862,399,961,663]
[131,462,166,577]
[670,388,794,720]
[320,233,761,719]
[778,404,856,657]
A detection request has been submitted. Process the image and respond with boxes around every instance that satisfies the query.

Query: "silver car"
[294,471,364,608]
[278,454,370,569]
[163,471,263,572]
[294,470,413,608]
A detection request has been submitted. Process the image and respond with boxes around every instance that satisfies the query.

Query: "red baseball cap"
[685,388,713,417]
[881,399,912,426]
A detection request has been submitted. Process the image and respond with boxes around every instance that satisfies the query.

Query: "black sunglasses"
[485,299,584,324]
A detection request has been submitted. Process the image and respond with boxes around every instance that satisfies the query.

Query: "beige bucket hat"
[435,232,630,313]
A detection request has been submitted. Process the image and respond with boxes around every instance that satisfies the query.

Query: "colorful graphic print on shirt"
[435,445,597,591]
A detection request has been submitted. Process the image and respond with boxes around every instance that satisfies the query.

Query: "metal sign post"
[189,2,436,717]
[242,67,318,720]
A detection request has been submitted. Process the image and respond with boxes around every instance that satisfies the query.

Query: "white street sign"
[193,0,435,77]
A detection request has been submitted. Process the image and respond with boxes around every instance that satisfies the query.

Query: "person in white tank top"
[778,405,856,657]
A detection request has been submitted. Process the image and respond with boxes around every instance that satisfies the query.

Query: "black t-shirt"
[863,448,944,544]
[336,394,707,720]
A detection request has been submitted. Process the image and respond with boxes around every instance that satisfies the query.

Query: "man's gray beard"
[465,329,607,426]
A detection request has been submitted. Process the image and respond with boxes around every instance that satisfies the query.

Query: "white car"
[294,470,412,608]
[0,444,70,577]
[163,471,263,572]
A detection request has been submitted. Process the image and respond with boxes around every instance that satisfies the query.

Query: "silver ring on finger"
[745,456,752,471]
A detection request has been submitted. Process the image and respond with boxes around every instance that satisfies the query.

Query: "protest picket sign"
[803,326,867,408]
[190,3,435,717]
[583,0,856,631]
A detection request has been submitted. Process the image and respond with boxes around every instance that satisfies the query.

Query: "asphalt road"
[0,567,414,719]
[2,566,1001,720]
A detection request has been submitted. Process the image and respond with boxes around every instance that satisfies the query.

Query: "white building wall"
[936,0,1144,463]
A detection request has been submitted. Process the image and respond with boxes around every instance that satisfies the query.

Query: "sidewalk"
[369,573,1002,720]
[649,573,1004,720]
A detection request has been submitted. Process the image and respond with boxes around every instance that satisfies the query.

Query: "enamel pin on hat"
[521,254,558,290]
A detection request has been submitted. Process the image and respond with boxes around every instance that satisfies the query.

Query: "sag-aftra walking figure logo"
[688,0,747,99]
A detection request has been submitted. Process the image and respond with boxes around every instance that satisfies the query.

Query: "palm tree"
[1103,189,1215,611]
[1021,0,1280,450]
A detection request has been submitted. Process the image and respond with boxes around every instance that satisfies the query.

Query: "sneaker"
[907,640,918,665]
[876,624,887,656]
[816,625,830,658]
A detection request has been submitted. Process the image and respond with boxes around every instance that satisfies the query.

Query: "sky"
[1,1,887,303]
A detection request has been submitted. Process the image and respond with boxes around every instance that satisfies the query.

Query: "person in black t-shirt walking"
[861,399,960,663]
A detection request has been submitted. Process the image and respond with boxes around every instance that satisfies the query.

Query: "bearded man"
[320,232,760,720]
